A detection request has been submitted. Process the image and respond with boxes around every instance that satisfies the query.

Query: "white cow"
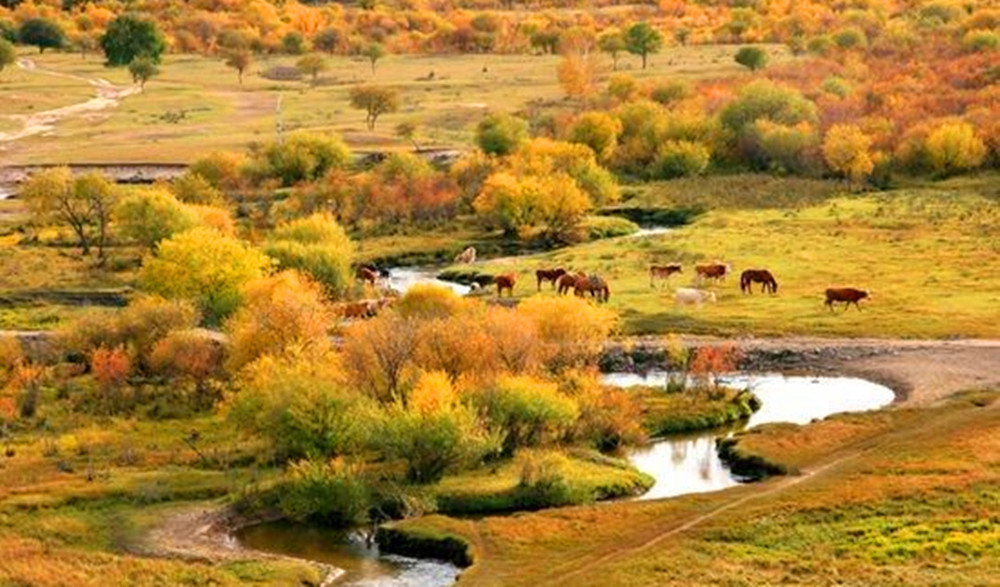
[675,287,717,306]
[454,246,477,264]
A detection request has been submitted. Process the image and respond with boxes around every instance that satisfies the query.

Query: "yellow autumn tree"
[822,124,875,184]
[225,270,334,372]
[925,121,986,176]
[408,370,458,414]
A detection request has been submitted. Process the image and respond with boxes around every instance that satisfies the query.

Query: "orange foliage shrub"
[517,295,618,372]
[225,271,333,373]
[396,284,471,320]
[689,343,742,389]
[91,346,132,390]
[149,330,225,381]
[408,370,458,414]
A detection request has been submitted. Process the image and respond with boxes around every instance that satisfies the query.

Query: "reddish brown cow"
[695,262,731,283]
[558,272,585,295]
[495,273,517,297]
[574,274,610,303]
[650,264,682,288]
[741,269,778,294]
[825,288,869,311]
[536,268,568,291]
[356,266,379,288]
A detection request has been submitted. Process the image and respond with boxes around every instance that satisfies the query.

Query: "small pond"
[602,373,896,500]
[237,522,460,587]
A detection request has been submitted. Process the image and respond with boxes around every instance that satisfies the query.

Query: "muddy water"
[237,522,460,586]
[602,373,895,500]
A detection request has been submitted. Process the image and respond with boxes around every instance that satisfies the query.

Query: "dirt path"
[0,58,139,144]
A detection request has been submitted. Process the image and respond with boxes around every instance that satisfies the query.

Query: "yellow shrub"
[517,295,618,371]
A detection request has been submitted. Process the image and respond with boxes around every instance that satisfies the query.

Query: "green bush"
[651,140,711,179]
[264,213,354,298]
[962,29,999,53]
[229,351,372,461]
[246,132,351,186]
[376,403,493,484]
[476,113,529,156]
[472,376,579,457]
[582,215,640,240]
[513,452,588,509]
[734,46,768,70]
[278,459,371,526]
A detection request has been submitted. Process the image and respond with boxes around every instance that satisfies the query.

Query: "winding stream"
[604,373,895,500]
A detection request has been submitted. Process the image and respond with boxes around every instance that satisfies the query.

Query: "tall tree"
[18,18,65,54]
[349,85,399,130]
[361,42,386,75]
[597,29,625,71]
[21,169,118,258]
[624,22,663,69]
[224,49,252,84]
[128,57,159,88]
[100,15,166,66]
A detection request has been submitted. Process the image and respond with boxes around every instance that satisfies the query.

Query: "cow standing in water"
[825,288,869,311]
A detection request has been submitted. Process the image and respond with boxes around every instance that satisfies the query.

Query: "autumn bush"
[376,400,493,483]
[59,297,199,373]
[245,132,351,186]
[115,189,199,251]
[140,228,271,324]
[396,284,470,320]
[470,375,579,457]
[689,343,743,390]
[0,337,24,374]
[229,349,372,461]
[171,172,225,206]
[561,372,646,451]
[91,346,132,391]
[225,271,333,373]
[264,213,354,298]
[149,330,225,383]
[277,459,371,525]
[341,313,420,403]
[517,295,618,372]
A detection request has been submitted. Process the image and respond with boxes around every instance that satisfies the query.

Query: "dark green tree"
[100,15,166,67]
[624,22,663,69]
[18,18,65,54]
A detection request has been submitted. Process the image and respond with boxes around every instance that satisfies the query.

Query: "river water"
[237,523,461,587]
[603,373,895,500]
[385,267,470,296]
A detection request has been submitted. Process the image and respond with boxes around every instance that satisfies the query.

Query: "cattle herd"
[336,250,871,320]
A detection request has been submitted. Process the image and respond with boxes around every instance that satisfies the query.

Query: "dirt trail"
[0,58,139,144]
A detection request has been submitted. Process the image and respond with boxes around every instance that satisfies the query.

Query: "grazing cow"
[650,264,683,288]
[695,262,731,284]
[495,273,517,297]
[536,268,568,291]
[454,246,477,264]
[574,274,611,303]
[825,288,869,312]
[675,287,717,306]
[740,269,778,294]
[557,272,584,295]
[338,298,393,319]
[356,266,379,288]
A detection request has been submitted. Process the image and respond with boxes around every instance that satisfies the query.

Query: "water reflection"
[602,373,895,500]
[237,522,460,587]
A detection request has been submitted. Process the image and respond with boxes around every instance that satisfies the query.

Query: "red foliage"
[91,346,132,390]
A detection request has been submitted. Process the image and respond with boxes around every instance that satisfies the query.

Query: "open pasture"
[467,176,1000,339]
[0,44,792,164]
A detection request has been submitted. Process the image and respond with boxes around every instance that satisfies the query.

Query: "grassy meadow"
[0,44,792,164]
[466,175,1000,339]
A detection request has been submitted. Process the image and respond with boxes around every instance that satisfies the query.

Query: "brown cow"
[825,288,869,311]
[356,266,379,288]
[740,269,778,294]
[574,274,610,303]
[650,264,682,288]
[695,262,731,283]
[536,268,568,291]
[338,298,392,319]
[495,273,517,297]
[558,272,585,295]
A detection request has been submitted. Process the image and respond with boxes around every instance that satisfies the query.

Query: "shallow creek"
[603,373,895,500]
